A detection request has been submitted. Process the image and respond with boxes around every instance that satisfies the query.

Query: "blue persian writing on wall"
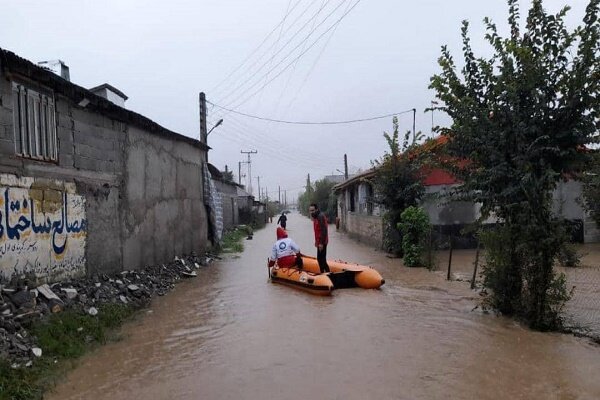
[0,181,87,280]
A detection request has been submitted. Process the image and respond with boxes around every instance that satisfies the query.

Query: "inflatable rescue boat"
[300,255,385,289]
[269,256,384,295]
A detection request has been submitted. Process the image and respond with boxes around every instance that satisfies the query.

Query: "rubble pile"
[0,252,216,367]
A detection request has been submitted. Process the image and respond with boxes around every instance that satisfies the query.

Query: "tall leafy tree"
[430,0,600,329]
[371,117,427,255]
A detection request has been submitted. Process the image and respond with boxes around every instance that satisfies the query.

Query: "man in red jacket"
[309,203,330,273]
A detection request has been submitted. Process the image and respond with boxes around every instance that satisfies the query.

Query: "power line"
[283,0,350,114]
[208,0,304,96]
[207,113,336,167]
[208,100,414,125]
[211,0,329,103]
[216,0,341,106]
[219,0,364,111]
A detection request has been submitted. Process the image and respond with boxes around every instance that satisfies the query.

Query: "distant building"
[334,137,599,249]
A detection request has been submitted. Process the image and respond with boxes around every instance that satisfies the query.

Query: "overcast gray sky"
[0,0,588,202]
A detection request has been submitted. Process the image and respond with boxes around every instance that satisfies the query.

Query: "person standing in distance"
[277,212,287,229]
[309,203,330,273]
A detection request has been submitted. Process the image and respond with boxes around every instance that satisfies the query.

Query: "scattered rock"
[37,284,63,303]
[0,252,215,365]
[61,288,78,300]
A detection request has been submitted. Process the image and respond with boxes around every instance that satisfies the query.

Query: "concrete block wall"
[0,54,209,280]
[0,173,87,281]
[345,213,383,248]
[214,180,239,230]
[0,75,126,279]
[423,185,478,226]
[122,127,207,270]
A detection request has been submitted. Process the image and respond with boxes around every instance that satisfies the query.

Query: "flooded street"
[48,212,600,400]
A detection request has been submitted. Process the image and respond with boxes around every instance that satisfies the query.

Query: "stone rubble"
[0,252,216,368]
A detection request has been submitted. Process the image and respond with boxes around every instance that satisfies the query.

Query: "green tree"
[430,0,599,329]
[371,117,427,255]
[313,179,337,221]
[398,206,431,267]
[297,178,337,221]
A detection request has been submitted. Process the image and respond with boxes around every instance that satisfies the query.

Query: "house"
[0,48,210,281]
[334,138,599,249]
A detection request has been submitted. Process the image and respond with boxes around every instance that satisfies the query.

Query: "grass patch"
[220,227,248,253]
[0,303,135,400]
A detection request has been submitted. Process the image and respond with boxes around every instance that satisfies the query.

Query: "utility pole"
[412,108,416,143]
[256,176,261,201]
[344,154,348,180]
[238,160,248,185]
[284,190,287,207]
[199,92,207,145]
[240,150,257,195]
[278,186,281,204]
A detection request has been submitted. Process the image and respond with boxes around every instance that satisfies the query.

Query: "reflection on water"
[48,213,600,400]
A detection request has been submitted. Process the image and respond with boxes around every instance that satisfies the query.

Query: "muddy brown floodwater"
[48,212,600,400]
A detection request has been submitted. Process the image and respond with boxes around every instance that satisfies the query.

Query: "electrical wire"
[208,0,304,95]
[219,0,364,111]
[211,0,328,102]
[216,0,345,107]
[283,0,350,114]
[208,100,413,125]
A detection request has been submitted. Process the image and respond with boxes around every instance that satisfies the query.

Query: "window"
[12,82,58,161]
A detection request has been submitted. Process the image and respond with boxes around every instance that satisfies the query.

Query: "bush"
[398,206,431,267]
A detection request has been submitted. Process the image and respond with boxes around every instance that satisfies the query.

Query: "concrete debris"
[37,284,62,303]
[61,288,78,300]
[0,252,216,368]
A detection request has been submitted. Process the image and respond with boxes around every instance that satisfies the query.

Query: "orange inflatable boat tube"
[270,266,334,296]
[300,255,385,289]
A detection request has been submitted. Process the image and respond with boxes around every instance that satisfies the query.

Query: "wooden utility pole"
[344,154,348,180]
[278,186,281,204]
